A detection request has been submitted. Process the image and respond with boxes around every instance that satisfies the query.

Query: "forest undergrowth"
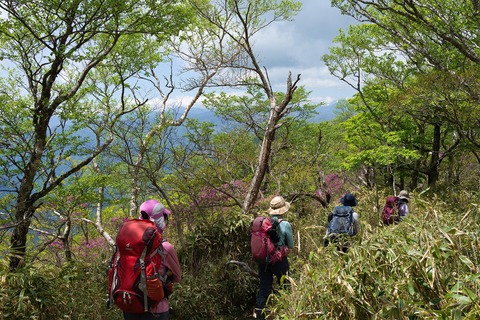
[0,189,479,320]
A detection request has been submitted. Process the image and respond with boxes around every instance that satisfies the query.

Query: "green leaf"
[446,293,471,305]
[408,279,415,295]
[459,255,475,271]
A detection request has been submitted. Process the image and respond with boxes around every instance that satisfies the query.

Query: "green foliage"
[172,261,257,320]
[339,91,420,170]
[271,190,480,319]
[173,209,258,319]
[203,85,320,139]
[0,261,121,320]
[179,209,252,270]
[0,263,53,320]
[1,190,479,319]
[324,1,480,190]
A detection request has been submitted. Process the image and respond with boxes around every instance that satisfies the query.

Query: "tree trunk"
[63,220,72,262]
[10,202,36,270]
[409,159,420,190]
[92,159,115,246]
[243,123,276,215]
[243,73,300,216]
[9,121,48,270]
[427,123,441,188]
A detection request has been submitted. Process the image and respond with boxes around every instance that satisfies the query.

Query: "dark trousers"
[255,257,289,320]
[124,311,168,320]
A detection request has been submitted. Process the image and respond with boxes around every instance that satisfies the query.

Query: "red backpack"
[107,219,165,313]
[250,216,287,264]
[382,196,400,225]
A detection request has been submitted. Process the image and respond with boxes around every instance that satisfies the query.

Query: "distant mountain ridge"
[186,102,338,125]
[43,102,338,144]
[310,102,338,122]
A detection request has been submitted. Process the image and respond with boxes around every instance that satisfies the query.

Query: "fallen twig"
[227,260,259,278]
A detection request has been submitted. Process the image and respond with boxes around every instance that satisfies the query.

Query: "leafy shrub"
[171,260,257,319]
[0,264,52,319]
[0,261,122,320]
[172,209,258,319]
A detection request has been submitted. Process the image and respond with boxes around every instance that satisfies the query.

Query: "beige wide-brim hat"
[267,196,291,215]
[398,190,410,200]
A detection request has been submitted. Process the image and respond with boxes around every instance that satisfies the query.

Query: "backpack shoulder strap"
[150,239,165,259]
[348,207,354,231]
[331,206,339,216]
[139,245,149,312]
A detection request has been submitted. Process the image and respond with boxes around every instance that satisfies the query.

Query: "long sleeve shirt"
[398,201,409,218]
[150,240,182,313]
[271,215,294,249]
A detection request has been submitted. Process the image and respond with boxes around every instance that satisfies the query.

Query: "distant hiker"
[253,196,294,320]
[324,193,360,252]
[124,200,182,320]
[382,195,400,225]
[397,190,410,220]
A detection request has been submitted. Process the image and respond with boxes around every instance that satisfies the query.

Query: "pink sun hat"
[139,199,171,219]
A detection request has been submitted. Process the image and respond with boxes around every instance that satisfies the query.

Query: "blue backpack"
[327,206,354,236]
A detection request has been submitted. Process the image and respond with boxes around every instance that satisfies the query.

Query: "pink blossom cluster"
[76,237,108,261]
[47,240,64,249]
[197,180,248,206]
[324,173,343,194]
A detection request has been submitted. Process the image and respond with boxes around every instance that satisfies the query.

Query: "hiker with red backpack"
[382,190,410,225]
[382,195,400,225]
[323,193,360,252]
[109,199,182,320]
[251,196,294,320]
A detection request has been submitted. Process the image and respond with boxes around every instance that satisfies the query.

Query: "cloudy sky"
[0,1,356,109]
[167,0,358,112]
[253,0,358,106]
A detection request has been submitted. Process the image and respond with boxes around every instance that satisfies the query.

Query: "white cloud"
[252,0,358,103]
[148,94,207,110]
[150,0,358,109]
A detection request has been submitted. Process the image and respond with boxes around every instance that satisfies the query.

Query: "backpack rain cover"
[327,206,354,236]
[250,216,285,264]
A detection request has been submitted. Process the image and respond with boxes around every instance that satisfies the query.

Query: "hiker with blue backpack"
[115,199,182,320]
[323,193,360,252]
[251,196,294,320]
